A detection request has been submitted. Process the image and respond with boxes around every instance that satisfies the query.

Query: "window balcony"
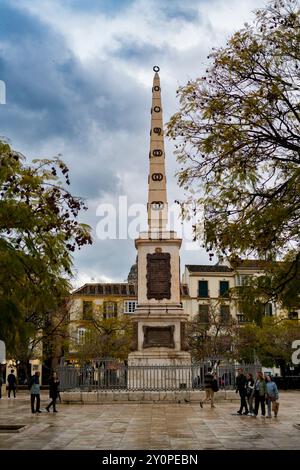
[197,290,210,299]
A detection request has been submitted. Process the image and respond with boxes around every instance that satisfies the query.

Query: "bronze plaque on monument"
[146,252,171,300]
[143,325,175,349]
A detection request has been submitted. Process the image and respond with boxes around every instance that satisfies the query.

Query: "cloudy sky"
[0,0,266,287]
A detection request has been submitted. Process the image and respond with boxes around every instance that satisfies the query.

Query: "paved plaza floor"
[0,391,300,450]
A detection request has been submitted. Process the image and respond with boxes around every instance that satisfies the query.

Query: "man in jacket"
[236,368,249,415]
[7,369,17,398]
[200,367,215,408]
[46,371,60,413]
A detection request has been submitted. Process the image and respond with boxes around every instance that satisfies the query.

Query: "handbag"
[272,401,279,413]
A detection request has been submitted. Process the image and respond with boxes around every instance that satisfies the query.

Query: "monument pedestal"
[128,304,191,366]
[128,231,191,388]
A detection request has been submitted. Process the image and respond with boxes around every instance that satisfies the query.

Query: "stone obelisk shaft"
[148,71,168,231]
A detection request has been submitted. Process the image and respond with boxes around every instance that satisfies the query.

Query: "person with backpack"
[29,371,41,413]
[235,368,249,415]
[200,367,218,408]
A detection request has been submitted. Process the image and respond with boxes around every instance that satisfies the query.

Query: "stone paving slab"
[0,391,299,450]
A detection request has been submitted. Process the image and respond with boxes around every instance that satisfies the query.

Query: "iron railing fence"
[58,361,262,392]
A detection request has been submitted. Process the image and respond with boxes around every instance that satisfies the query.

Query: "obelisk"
[128,67,191,376]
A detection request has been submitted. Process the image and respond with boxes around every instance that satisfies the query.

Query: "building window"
[77,328,86,344]
[220,305,230,323]
[219,281,230,298]
[236,275,251,286]
[264,303,273,317]
[124,301,138,314]
[198,281,209,298]
[82,301,93,320]
[103,301,117,319]
[288,311,298,320]
[198,304,209,325]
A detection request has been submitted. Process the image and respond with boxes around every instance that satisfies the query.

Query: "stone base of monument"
[127,352,192,390]
[60,390,239,404]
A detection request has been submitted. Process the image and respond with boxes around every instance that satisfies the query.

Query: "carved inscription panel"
[143,326,175,349]
[146,252,171,300]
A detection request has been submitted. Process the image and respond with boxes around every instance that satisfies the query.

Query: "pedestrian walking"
[7,369,17,398]
[200,367,216,408]
[235,368,249,415]
[266,375,279,418]
[29,371,41,414]
[46,371,60,413]
[253,371,267,418]
[246,373,255,416]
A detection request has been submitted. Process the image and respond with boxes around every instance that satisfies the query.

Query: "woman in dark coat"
[46,371,60,412]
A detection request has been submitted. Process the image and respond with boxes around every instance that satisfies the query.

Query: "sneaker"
[53,410,58,413]
[211,405,215,408]
[36,410,42,413]
[243,411,249,415]
[237,410,242,415]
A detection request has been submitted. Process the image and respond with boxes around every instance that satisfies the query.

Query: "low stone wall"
[60,390,239,404]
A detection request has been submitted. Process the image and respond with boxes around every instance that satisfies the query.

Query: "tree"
[0,140,92,365]
[75,315,133,365]
[233,317,300,370]
[232,323,259,363]
[255,318,300,369]
[186,300,237,361]
[167,0,300,302]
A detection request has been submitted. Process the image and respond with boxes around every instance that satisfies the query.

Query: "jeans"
[238,390,248,413]
[254,391,265,416]
[31,394,40,412]
[247,393,254,414]
[8,387,16,398]
[47,398,57,411]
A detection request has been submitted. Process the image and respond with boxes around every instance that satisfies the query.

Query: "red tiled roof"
[72,283,137,297]
[234,259,272,270]
[186,264,233,273]
[73,283,190,297]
